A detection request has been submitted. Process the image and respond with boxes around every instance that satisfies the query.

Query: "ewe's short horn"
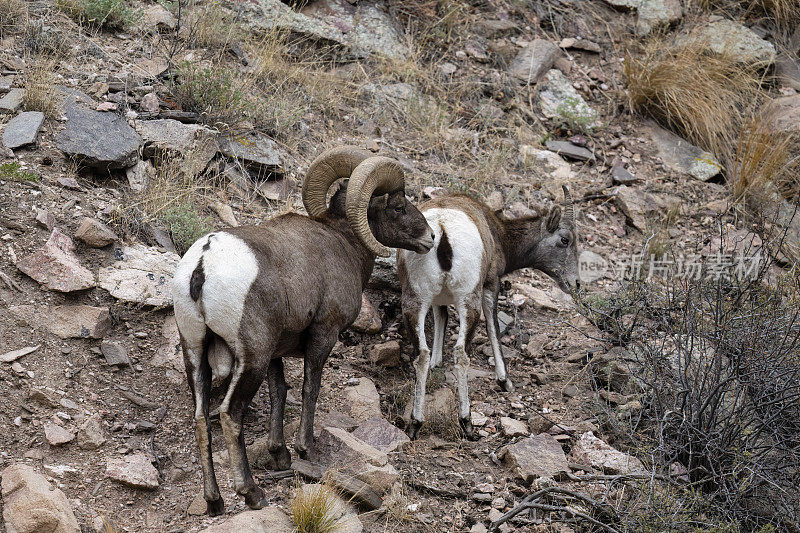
[562,185,575,224]
[345,156,405,258]
[302,146,373,217]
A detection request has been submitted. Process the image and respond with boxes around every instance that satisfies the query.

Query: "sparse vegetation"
[0,0,27,37]
[22,55,62,118]
[169,61,252,130]
[57,0,137,29]
[160,203,214,254]
[0,162,38,182]
[290,482,344,533]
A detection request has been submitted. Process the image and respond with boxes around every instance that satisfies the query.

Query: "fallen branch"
[406,478,468,499]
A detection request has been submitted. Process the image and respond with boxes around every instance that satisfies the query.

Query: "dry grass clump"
[184,2,239,50]
[624,35,763,160]
[700,0,800,28]
[22,56,62,118]
[0,0,27,37]
[169,61,253,130]
[56,0,137,30]
[290,482,344,533]
[382,483,414,525]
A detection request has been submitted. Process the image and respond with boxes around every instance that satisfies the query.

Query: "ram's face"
[368,191,434,254]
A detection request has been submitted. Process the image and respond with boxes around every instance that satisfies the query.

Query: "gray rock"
[44,423,75,446]
[35,208,55,230]
[139,92,160,113]
[775,55,800,90]
[682,18,776,64]
[645,122,721,180]
[538,70,600,130]
[248,0,409,61]
[105,453,159,490]
[126,159,153,192]
[611,163,641,185]
[1,464,81,533]
[0,345,40,363]
[77,413,107,450]
[350,294,382,334]
[316,427,398,493]
[141,3,176,31]
[9,304,111,339]
[150,314,186,385]
[134,119,216,169]
[74,217,118,247]
[351,417,410,453]
[98,244,180,306]
[198,506,294,533]
[368,340,401,367]
[100,340,130,367]
[0,88,24,113]
[572,431,645,474]
[602,0,682,35]
[56,105,141,170]
[545,140,594,161]
[343,377,382,422]
[3,111,44,149]
[16,228,96,292]
[218,132,286,178]
[500,417,529,437]
[508,39,561,84]
[760,94,800,135]
[367,253,399,290]
[615,186,681,231]
[499,433,569,483]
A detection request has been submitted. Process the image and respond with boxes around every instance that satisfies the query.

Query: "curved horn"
[302,146,373,216]
[345,156,405,258]
[562,184,575,224]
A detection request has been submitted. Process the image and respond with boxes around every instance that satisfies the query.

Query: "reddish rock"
[500,434,569,483]
[571,432,645,474]
[16,228,95,292]
[44,423,75,446]
[368,340,401,367]
[1,464,81,533]
[105,453,159,490]
[351,294,382,334]
[351,417,409,453]
[74,217,118,247]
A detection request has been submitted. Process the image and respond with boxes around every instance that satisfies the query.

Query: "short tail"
[189,257,205,301]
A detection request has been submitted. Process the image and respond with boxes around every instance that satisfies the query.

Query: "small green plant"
[161,203,213,255]
[555,96,598,133]
[290,482,343,533]
[57,0,137,30]
[170,61,252,129]
[0,162,38,182]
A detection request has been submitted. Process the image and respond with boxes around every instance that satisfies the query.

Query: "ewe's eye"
[560,236,569,245]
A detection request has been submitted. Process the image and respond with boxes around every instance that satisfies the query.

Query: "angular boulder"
[44,423,75,446]
[105,453,160,490]
[500,417,529,438]
[343,377,382,422]
[1,464,81,533]
[217,132,286,178]
[351,417,410,453]
[682,18,776,64]
[615,186,681,232]
[98,244,180,306]
[3,111,45,149]
[134,119,216,169]
[571,431,645,474]
[508,39,561,84]
[350,294,382,334]
[0,88,24,113]
[538,69,600,130]
[760,94,800,136]
[55,105,141,170]
[198,506,294,533]
[645,122,721,181]
[77,413,107,450]
[368,340,401,367]
[74,217,118,247]
[500,434,569,483]
[16,228,95,292]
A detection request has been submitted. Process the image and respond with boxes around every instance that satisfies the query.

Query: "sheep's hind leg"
[482,289,514,392]
[454,300,480,441]
[406,304,432,439]
[431,305,448,368]
[219,356,269,510]
[295,327,339,458]
[183,337,225,516]
[267,357,291,470]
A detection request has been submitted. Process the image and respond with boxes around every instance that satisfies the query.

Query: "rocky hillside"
[1,0,799,531]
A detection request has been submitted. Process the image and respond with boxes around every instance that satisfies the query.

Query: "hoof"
[459,417,478,441]
[407,419,422,440]
[244,487,267,510]
[207,497,225,516]
[498,378,515,393]
[270,446,292,471]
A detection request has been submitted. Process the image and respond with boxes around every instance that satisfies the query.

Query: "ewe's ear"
[545,205,562,233]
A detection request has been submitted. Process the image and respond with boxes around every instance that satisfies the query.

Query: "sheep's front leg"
[482,288,514,392]
[406,304,431,439]
[296,328,338,457]
[184,341,225,516]
[454,300,480,441]
[219,360,267,510]
[267,357,291,470]
[431,305,448,368]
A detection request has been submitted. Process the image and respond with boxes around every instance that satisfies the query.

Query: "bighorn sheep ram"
[172,146,434,515]
[398,187,579,439]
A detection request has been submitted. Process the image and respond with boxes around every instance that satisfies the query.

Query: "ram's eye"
[560,236,569,245]
[394,207,404,214]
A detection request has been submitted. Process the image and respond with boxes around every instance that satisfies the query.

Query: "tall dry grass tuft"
[700,0,800,28]
[290,482,344,533]
[624,34,764,161]
[0,0,27,37]
[22,55,62,118]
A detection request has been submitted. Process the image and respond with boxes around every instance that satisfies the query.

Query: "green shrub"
[0,162,38,182]
[161,203,213,255]
[57,0,137,30]
[169,61,252,129]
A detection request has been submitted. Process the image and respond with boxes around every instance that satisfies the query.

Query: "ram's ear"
[378,193,390,208]
[545,205,562,233]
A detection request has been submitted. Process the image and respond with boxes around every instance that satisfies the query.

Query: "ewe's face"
[537,206,580,294]
[368,191,434,254]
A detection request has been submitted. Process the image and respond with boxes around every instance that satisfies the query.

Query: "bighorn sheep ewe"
[398,187,579,439]
[172,146,434,515]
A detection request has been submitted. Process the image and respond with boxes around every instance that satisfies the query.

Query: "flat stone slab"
[105,453,160,490]
[3,111,45,149]
[645,122,721,181]
[539,69,600,130]
[343,377,382,422]
[56,105,141,170]
[198,506,295,533]
[98,244,180,306]
[0,88,24,113]
[351,417,410,453]
[508,39,561,84]
[16,228,96,292]
[680,18,775,64]
[9,304,111,339]
[572,431,645,474]
[545,140,594,161]
[500,433,569,483]
[218,132,286,178]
